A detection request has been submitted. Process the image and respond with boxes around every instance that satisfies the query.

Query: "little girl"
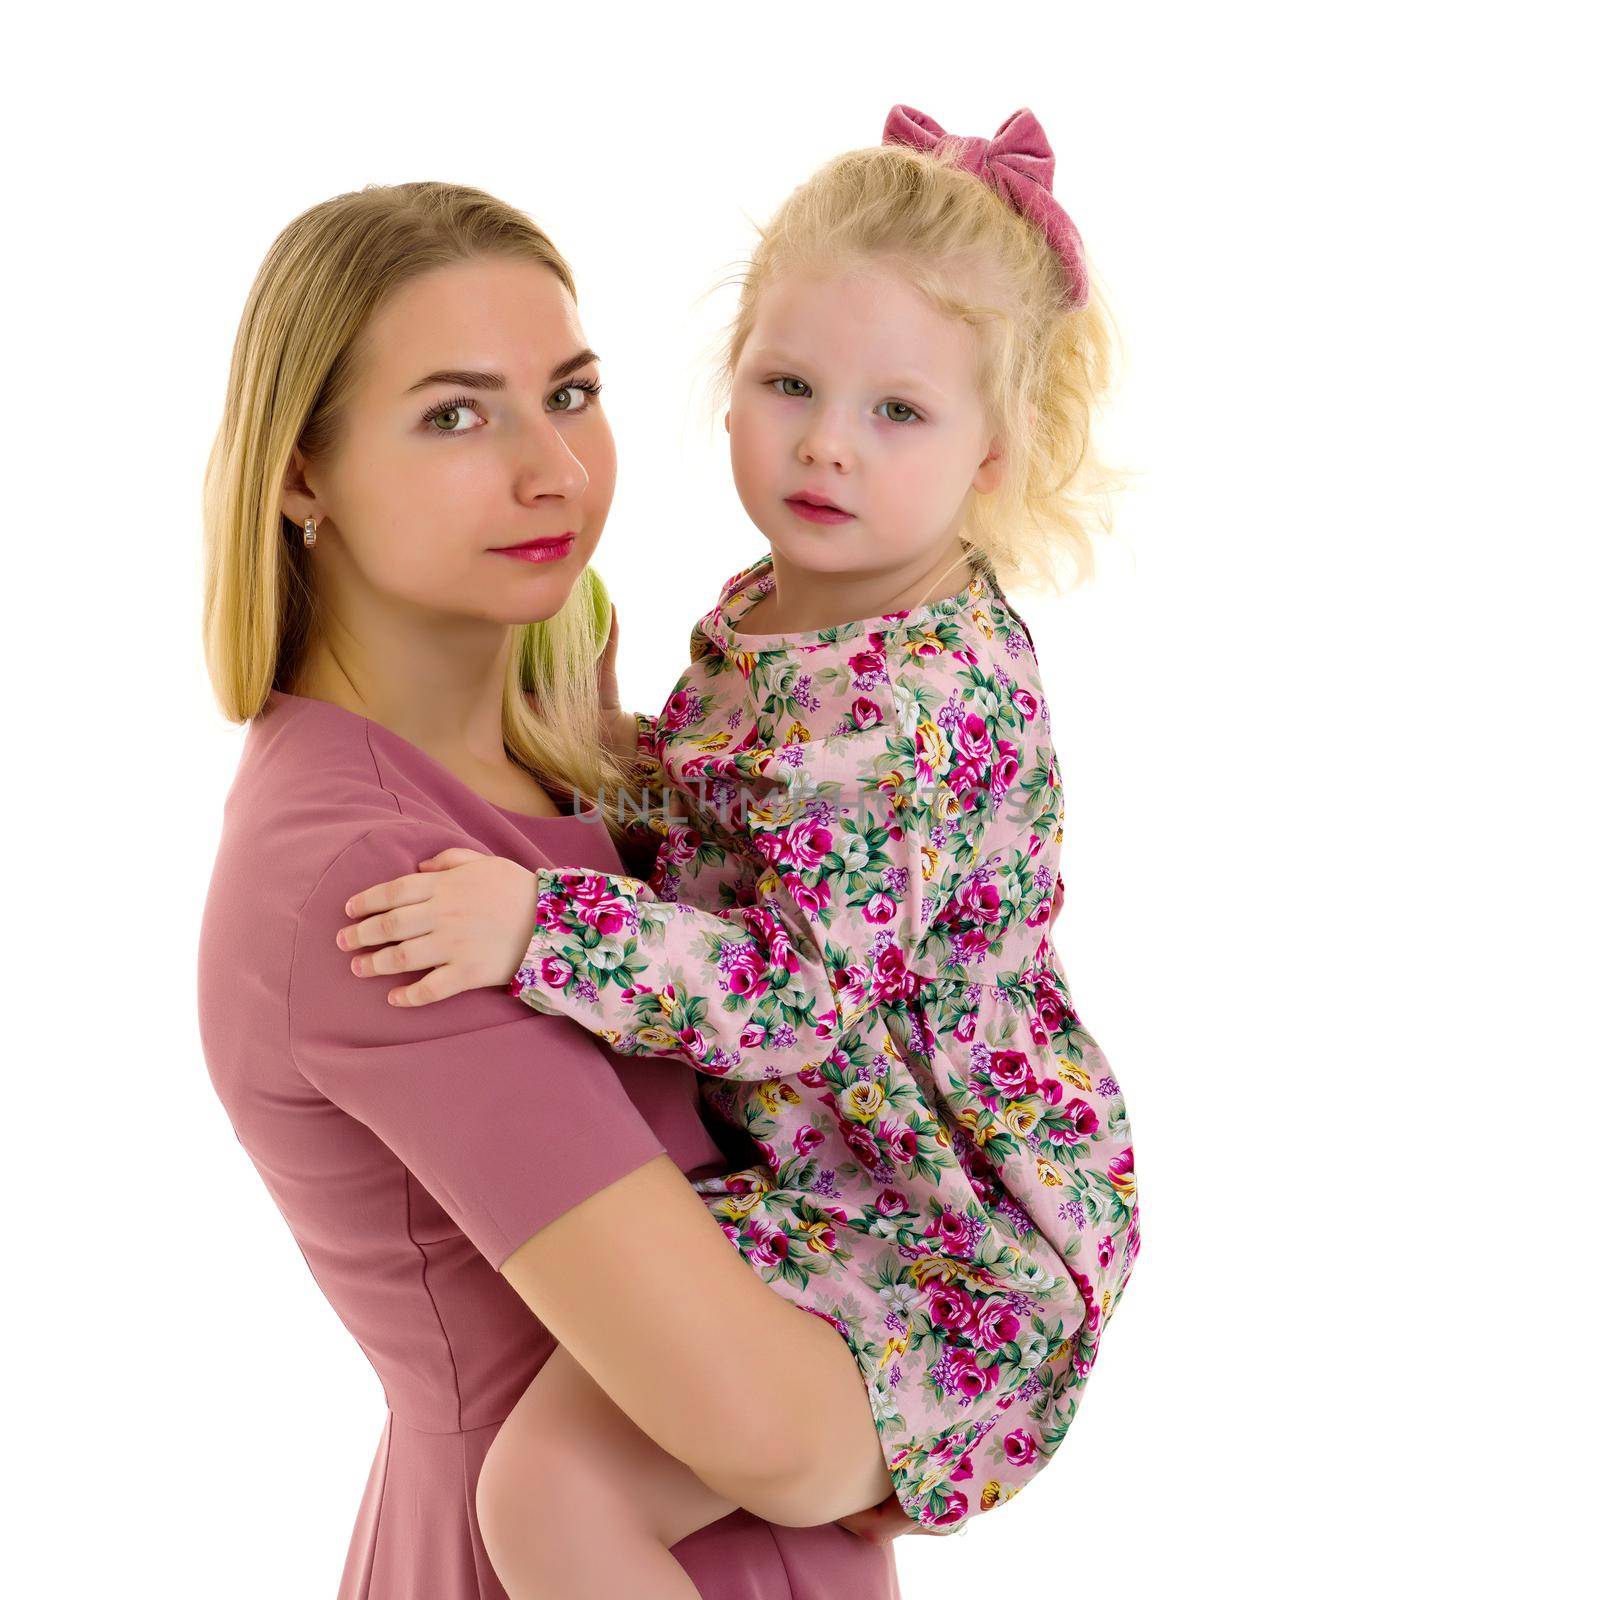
[342,105,1140,1591]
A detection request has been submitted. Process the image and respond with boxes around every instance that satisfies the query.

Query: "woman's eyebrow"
[405,349,601,393]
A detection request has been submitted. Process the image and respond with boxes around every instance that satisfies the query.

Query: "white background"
[4,4,1593,1596]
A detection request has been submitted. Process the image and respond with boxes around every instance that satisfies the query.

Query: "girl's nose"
[797,418,854,472]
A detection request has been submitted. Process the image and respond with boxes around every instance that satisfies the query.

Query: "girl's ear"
[723,408,732,434]
[972,435,1006,496]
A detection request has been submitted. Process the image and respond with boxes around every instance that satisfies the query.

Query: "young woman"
[197,181,916,1599]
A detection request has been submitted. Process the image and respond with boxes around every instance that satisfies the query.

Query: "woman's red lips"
[490,533,577,563]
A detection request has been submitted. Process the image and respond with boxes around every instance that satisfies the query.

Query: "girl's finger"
[349,934,445,978]
[417,847,484,872]
[338,900,434,952]
[596,603,621,708]
[343,869,442,919]
[387,965,464,1007]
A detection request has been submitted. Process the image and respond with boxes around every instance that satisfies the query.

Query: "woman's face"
[288,255,615,628]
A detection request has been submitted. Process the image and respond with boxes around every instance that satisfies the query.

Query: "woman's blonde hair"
[201,180,637,834]
[710,142,1127,599]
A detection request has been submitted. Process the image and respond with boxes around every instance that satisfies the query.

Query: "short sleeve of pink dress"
[198,691,899,1600]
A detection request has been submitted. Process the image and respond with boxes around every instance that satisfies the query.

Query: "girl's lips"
[491,534,576,563]
[785,497,854,526]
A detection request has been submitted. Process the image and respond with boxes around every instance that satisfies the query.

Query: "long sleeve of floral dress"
[509,650,1048,1084]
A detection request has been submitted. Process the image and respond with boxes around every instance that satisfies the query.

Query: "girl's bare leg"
[478,1343,737,1599]
[494,1154,893,1528]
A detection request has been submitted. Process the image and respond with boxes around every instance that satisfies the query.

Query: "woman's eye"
[422,381,601,436]
[549,381,601,412]
[423,398,484,434]
[876,400,920,424]
[773,377,811,398]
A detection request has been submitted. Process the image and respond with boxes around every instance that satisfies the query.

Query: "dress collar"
[699,548,1004,659]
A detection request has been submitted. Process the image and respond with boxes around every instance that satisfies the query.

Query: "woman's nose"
[513,415,590,502]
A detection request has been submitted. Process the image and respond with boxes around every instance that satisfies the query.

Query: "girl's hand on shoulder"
[595,603,644,763]
[596,600,621,713]
[335,848,538,1006]
[603,706,642,763]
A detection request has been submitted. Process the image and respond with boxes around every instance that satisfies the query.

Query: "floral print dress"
[509,550,1140,1531]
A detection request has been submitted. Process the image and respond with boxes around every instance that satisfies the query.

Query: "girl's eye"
[876,400,921,425]
[772,376,811,398]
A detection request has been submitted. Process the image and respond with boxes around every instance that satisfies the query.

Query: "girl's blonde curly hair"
[709,140,1127,598]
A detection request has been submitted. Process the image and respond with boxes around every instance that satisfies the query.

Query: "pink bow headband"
[881,103,1089,311]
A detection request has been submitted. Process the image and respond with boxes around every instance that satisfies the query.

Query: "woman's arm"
[290,823,894,1531]
[496,1151,893,1528]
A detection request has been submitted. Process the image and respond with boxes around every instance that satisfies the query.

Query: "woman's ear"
[723,408,732,435]
[280,446,325,528]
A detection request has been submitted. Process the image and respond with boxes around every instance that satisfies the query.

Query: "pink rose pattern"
[510,551,1140,1531]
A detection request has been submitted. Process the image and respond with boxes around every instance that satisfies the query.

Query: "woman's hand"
[336,848,538,1006]
[834,1491,933,1545]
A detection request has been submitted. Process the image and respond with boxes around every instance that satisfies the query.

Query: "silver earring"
[303,517,318,548]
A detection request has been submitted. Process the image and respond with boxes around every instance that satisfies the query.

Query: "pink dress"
[510,553,1141,1531]
[198,689,901,1599]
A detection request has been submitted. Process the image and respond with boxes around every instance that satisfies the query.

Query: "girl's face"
[286,255,615,629]
[726,264,1003,583]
